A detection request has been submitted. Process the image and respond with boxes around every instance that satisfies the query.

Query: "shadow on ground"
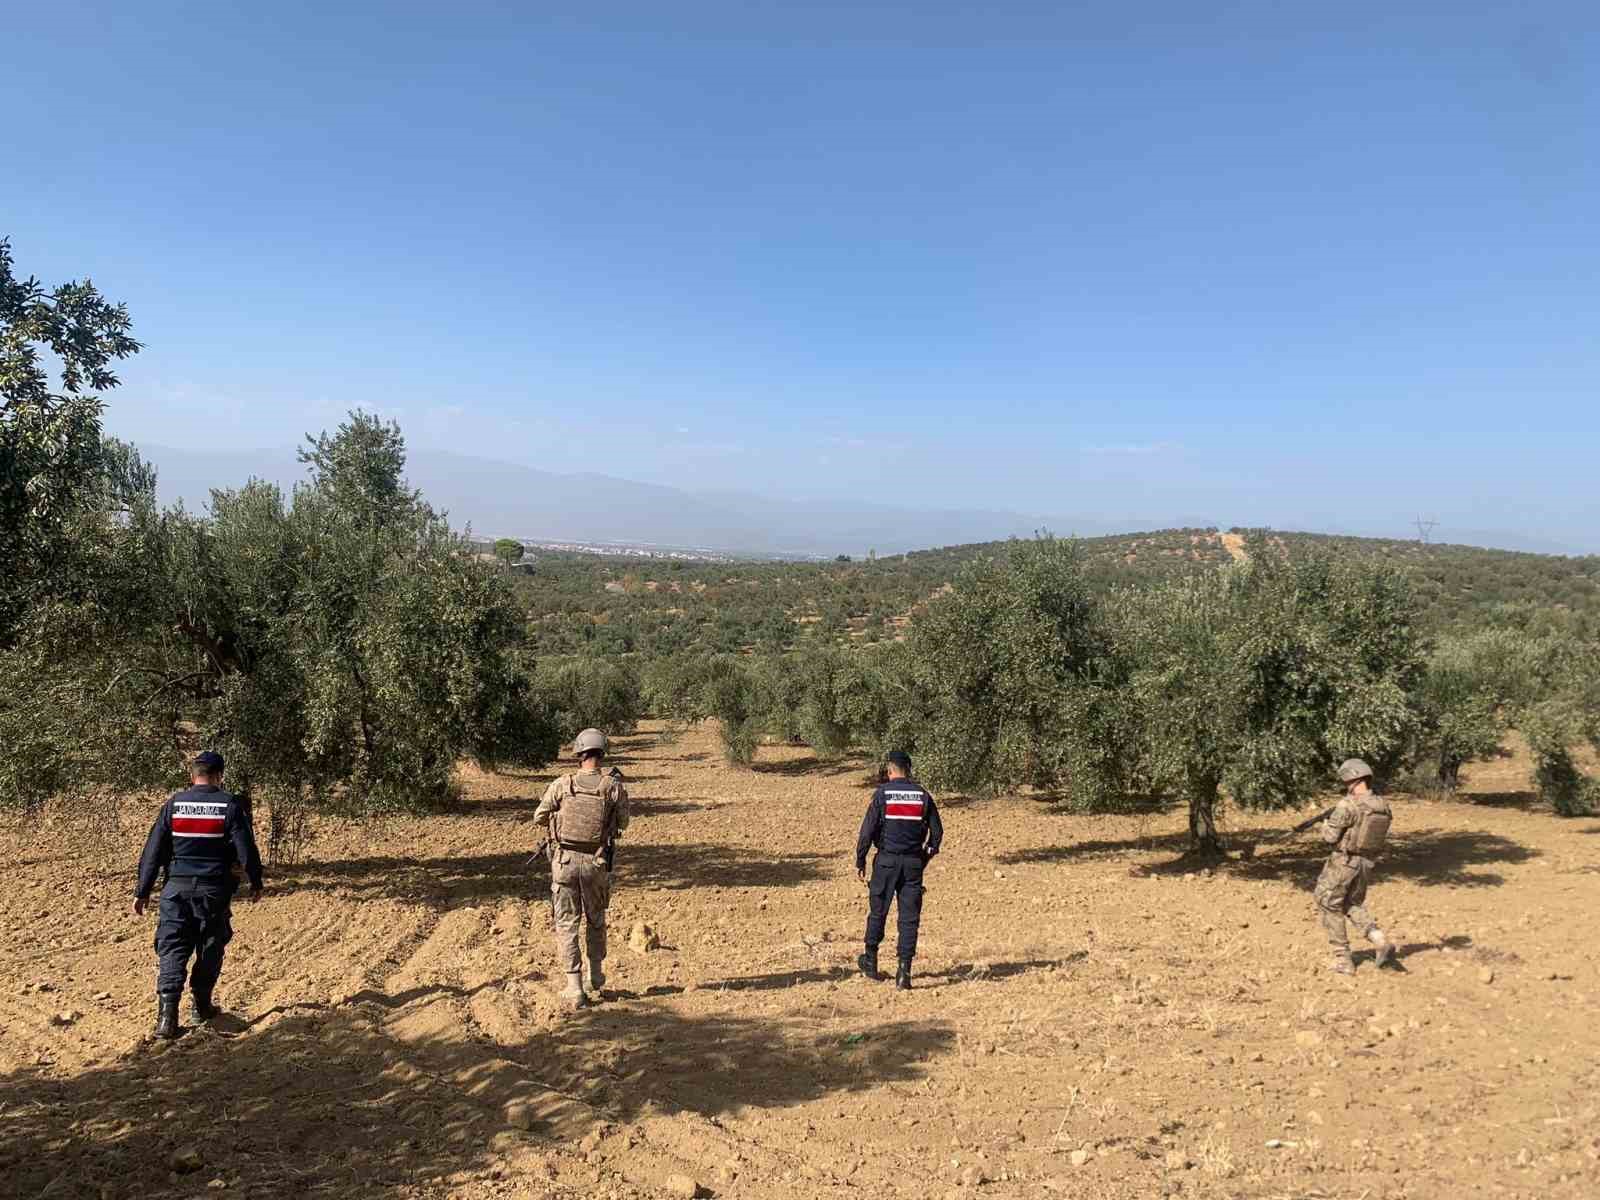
[922,953,1087,984]
[997,833,1191,865]
[1224,828,1540,888]
[0,995,954,1198]
[750,754,870,780]
[1003,829,1540,889]
[637,799,718,815]
[1457,790,1542,811]
[275,841,833,907]
[694,955,1086,995]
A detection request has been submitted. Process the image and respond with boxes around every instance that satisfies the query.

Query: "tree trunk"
[1188,777,1223,854]
[1437,754,1461,792]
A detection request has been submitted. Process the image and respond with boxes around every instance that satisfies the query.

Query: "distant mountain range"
[134,445,1592,559]
[136,446,1148,557]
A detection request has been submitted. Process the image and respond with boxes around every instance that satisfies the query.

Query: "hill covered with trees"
[497,527,1600,660]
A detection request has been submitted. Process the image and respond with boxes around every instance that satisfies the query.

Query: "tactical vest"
[554,773,614,851]
[1340,794,1392,857]
[168,785,235,879]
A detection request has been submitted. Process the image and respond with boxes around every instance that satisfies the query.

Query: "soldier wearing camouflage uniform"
[1314,759,1401,976]
[533,728,629,1009]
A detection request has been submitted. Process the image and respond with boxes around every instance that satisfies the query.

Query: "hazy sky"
[8,2,1599,546]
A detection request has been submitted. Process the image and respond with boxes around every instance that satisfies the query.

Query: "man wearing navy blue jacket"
[855,750,943,990]
[133,751,263,1039]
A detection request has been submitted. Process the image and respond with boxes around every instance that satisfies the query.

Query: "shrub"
[536,656,643,741]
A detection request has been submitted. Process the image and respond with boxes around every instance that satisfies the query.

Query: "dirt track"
[3,722,1599,1199]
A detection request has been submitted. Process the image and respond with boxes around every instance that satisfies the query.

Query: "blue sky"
[7,2,1599,548]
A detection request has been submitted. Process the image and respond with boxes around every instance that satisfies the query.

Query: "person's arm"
[532,779,562,825]
[230,804,264,895]
[923,791,943,860]
[1320,799,1357,846]
[133,802,172,912]
[856,791,883,875]
[610,778,630,837]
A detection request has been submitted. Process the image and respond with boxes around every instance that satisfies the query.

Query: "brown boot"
[1330,950,1355,975]
[560,973,588,1010]
[1368,930,1402,971]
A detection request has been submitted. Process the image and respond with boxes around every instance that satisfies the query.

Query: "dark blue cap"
[193,750,225,772]
[885,750,912,773]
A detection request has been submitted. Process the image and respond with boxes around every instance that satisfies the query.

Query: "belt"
[165,873,230,890]
[558,839,604,853]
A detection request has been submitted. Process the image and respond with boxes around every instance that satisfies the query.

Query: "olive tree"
[1108,546,1425,852]
[1516,637,1600,815]
[1410,628,1543,791]
[537,656,643,738]
[183,414,560,812]
[1,407,562,830]
[902,536,1109,795]
[637,650,762,764]
[1,236,141,645]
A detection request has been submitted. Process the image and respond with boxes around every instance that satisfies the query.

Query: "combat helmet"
[1336,758,1373,783]
[574,728,609,757]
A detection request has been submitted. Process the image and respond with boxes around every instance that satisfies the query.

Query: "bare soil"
[3,723,1598,1199]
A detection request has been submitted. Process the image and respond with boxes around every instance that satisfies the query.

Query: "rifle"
[1291,806,1337,834]
[1238,806,1336,860]
[603,765,624,872]
[524,836,551,871]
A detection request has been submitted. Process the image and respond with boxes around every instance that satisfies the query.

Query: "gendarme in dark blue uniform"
[134,751,262,1038]
[855,751,943,989]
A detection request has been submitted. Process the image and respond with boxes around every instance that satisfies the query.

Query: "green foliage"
[828,642,919,761]
[702,657,761,766]
[639,652,718,724]
[1268,531,1600,635]
[196,414,559,810]
[1107,548,1427,848]
[1,237,142,645]
[1521,702,1596,816]
[1513,635,1600,815]
[0,410,561,822]
[902,537,1106,796]
[502,526,1598,668]
[16,236,1599,850]
[537,656,643,740]
[635,651,761,764]
[1409,629,1538,790]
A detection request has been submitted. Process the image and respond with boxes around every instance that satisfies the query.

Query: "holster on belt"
[557,838,608,868]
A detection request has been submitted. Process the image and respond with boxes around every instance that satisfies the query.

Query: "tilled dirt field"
[3,722,1598,1199]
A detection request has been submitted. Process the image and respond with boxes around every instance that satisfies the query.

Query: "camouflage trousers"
[551,848,610,974]
[1313,852,1380,952]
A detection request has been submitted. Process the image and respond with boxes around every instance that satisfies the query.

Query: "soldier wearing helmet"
[532,728,630,1008]
[1313,759,1401,976]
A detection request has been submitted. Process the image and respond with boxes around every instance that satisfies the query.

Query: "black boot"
[153,994,179,1040]
[857,949,881,981]
[192,991,220,1024]
[895,960,912,991]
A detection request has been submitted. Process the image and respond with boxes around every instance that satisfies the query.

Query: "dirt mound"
[3,723,1598,1198]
